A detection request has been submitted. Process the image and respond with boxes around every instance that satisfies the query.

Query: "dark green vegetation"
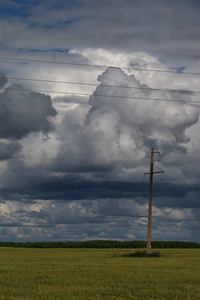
[0,240,199,248]
[0,248,200,299]
[121,250,161,257]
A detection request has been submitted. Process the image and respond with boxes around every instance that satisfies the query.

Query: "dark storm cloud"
[1,166,200,211]
[0,172,146,201]
[0,71,7,88]
[0,141,21,160]
[0,83,57,138]
[23,179,148,201]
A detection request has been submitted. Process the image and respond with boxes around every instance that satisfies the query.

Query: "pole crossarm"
[144,171,164,175]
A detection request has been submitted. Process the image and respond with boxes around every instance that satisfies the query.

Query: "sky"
[0,0,200,242]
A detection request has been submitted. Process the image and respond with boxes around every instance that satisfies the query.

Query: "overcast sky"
[0,0,200,243]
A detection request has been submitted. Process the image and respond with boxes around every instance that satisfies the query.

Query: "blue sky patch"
[0,4,30,19]
[171,66,186,73]
[29,48,70,53]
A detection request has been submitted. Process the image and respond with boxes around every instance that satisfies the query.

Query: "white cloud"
[50,63,199,183]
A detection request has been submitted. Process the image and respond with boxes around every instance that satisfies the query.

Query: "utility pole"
[144,148,164,255]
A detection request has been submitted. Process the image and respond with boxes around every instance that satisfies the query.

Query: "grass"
[0,247,199,299]
[121,250,161,257]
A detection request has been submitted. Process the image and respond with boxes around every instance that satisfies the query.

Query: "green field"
[0,248,199,300]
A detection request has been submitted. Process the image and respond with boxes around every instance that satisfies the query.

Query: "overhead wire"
[1,56,200,104]
[1,56,200,75]
[0,177,149,184]
[1,75,200,95]
[9,156,149,164]
[1,86,200,104]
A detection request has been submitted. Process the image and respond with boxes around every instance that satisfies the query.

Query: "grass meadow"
[0,247,199,299]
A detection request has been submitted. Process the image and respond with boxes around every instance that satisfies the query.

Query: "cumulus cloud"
[52,67,199,178]
[0,82,57,138]
[90,67,199,149]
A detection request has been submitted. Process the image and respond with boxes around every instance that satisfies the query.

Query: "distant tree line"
[0,240,199,248]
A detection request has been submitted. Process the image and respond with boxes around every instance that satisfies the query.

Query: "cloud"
[51,66,199,179]
[1,0,200,62]
[0,71,7,89]
[0,82,57,138]
[0,141,21,160]
[0,197,199,242]
[0,48,200,242]
[90,67,199,148]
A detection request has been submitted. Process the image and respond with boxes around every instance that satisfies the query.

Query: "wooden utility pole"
[144,148,164,255]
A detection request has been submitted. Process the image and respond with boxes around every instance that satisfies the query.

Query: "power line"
[11,156,149,163]
[1,86,200,104]
[0,56,111,68]
[0,178,148,184]
[1,56,200,75]
[2,75,200,95]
